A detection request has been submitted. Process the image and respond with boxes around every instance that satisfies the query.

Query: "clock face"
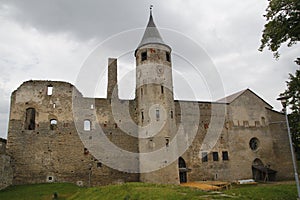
[156,65,164,76]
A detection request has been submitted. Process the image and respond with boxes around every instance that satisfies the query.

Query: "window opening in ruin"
[161,85,164,94]
[90,104,94,109]
[141,111,144,122]
[47,176,54,183]
[47,85,53,95]
[50,119,58,130]
[115,123,118,128]
[249,137,259,151]
[171,111,173,119]
[141,51,147,61]
[25,108,36,130]
[84,120,91,131]
[166,52,170,62]
[141,87,143,96]
[213,152,219,161]
[178,157,187,183]
[202,152,208,162]
[53,103,56,108]
[222,151,229,161]
[156,109,160,121]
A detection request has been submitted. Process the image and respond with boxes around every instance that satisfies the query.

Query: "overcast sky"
[0,0,299,139]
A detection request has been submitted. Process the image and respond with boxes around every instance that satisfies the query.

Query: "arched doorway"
[252,158,277,182]
[178,157,187,183]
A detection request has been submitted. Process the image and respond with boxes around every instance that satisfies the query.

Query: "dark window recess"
[141,51,147,61]
[97,162,102,168]
[166,52,170,62]
[165,138,169,147]
[114,123,118,128]
[156,109,160,121]
[141,112,144,122]
[222,151,229,161]
[161,85,164,94]
[249,137,259,151]
[202,152,208,162]
[171,111,173,119]
[25,108,36,130]
[84,148,89,155]
[141,87,143,96]
[213,152,219,161]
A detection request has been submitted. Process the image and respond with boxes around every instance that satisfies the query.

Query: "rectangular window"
[202,152,208,162]
[213,152,219,161]
[222,151,229,161]
[141,51,147,61]
[47,85,53,95]
[166,52,170,62]
[161,85,164,94]
[156,109,160,121]
[170,111,173,119]
[141,111,144,122]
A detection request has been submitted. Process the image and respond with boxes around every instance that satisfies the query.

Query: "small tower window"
[84,120,91,131]
[141,51,147,61]
[50,119,58,130]
[222,151,229,161]
[166,52,170,62]
[156,109,160,121]
[161,85,164,94]
[141,111,144,122]
[170,111,173,119]
[47,85,53,96]
[25,108,36,130]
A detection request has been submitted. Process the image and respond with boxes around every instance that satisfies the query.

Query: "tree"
[259,0,300,58]
[281,65,300,157]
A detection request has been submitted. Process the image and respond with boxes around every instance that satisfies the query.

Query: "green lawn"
[0,182,298,200]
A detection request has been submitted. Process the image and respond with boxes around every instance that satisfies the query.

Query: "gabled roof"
[136,11,169,50]
[217,89,273,108]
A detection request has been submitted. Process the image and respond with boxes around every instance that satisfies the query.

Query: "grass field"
[0,182,297,200]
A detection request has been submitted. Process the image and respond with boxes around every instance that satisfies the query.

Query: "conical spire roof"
[136,10,168,49]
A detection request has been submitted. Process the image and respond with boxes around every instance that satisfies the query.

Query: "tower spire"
[135,6,170,53]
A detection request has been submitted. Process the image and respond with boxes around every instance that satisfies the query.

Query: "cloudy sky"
[0,0,299,139]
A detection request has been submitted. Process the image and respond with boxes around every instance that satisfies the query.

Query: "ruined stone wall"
[6,80,139,186]
[0,139,13,189]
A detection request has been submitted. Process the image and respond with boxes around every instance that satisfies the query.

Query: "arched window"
[25,108,36,130]
[84,120,91,131]
[50,119,58,130]
[249,137,260,151]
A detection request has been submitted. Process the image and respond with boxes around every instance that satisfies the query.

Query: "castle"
[0,11,294,188]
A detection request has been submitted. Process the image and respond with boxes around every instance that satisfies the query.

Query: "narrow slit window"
[141,51,147,61]
[165,138,169,147]
[161,85,164,94]
[47,85,53,95]
[156,109,160,121]
[171,111,173,119]
[84,120,91,131]
[166,52,170,62]
[141,111,144,122]
[141,87,143,96]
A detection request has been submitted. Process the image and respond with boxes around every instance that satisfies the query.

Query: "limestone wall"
[0,139,13,189]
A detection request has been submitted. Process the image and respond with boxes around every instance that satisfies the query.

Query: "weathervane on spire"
[150,5,153,15]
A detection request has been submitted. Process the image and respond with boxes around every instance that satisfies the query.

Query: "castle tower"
[135,8,179,184]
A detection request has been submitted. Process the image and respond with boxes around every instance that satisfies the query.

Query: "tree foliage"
[281,64,300,154]
[259,0,300,58]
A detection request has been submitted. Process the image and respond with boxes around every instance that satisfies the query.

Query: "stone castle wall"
[0,138,13,189]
